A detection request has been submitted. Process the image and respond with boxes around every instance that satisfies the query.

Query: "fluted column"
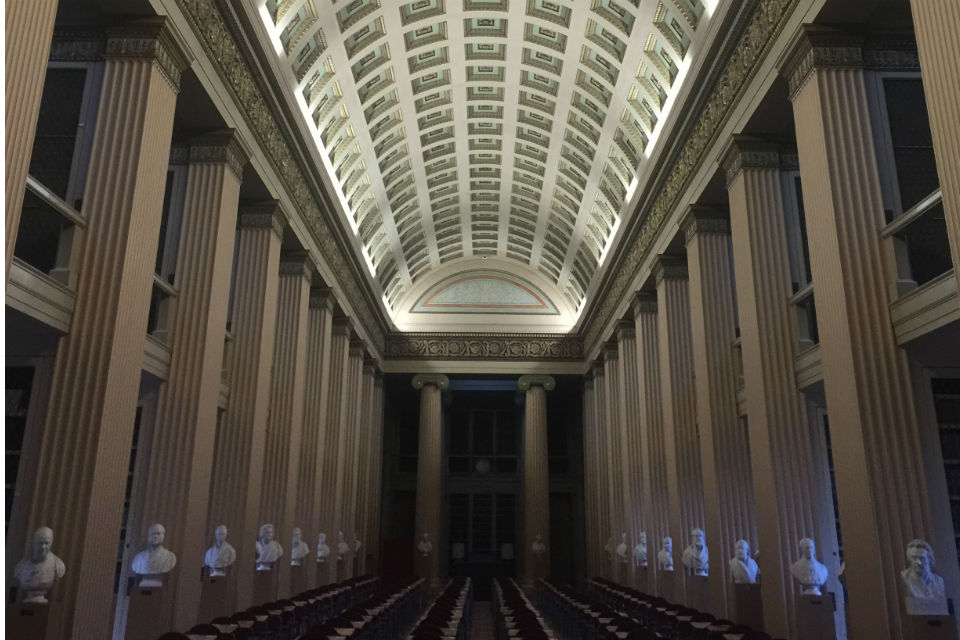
[783,28,941,639]
[137,131,247,630]
[5,0,61,280]
[633,293,670,596]
[319,317,351,585]
[207,203,284,609]
[297,288,335,588]
[582,374,599,578]
[615,322,644,588]
[261,254,313,597]
[355,359,376,574]
[655,255,705,604]
[334,341,364,579]
[602,343,625,579]
[721,135,840,638]
[591,360,611,576]
[367,373,386,572]
[910,1,960,282]
[413,373,450,591]
[682,205,758,617]
[518,374,555,587]
[24,20,188,639]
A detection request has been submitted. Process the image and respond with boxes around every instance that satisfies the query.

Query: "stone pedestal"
[289,564,307,596]
[659,572,676,602]
[252,568,278,605]
[734,583,765,631]
[795,593,838,640]
[198,572,233,622]
[126,586,177,640]
[637,567,650,593]
[6,602,52,639]
[903,613,959,640]
[685,575,710,612]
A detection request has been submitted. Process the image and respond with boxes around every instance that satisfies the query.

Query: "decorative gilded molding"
[584,0,802,350]
[680,205,731,244]
[720,135,781,187]
[654,255,689,284]
[49,30,105,61]
[189,129,250,180]
[174,0,385,351]
[238,201,285,238]
[779,26,864,100]
[517,375,557,392]
[105,18,192,91]
[279,252,315,279]
[385,333,584,361]
[411,373,450,391]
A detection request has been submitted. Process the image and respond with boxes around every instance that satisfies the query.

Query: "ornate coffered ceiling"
[248,0,721,329]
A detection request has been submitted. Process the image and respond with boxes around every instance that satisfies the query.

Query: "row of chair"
[405,578,473,640]
[297,577,426,640]
[493,578,555,640]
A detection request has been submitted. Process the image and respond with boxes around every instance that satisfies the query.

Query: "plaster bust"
[417,532,433,557]
[336,531,350,560]
[729,539,760,584]
[204,525,236,577]
[132,523,177,587]
[317,532,330,562]
[290,528,309,566]
[354,537,362,554]
[616,533,629,564]
[532,534,547,558]
[682,528,709,577]
[658,537,674,572]
[256,524,283,571]
[790,538,828,596]
[633,532,648,568]
[901,539,946,599]
[14,527,66,603]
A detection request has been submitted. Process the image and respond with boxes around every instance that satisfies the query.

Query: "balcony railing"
[882,188,952,295]
[14,175,86,288]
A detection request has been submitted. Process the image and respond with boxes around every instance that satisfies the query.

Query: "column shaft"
[319,320,350,585]
[787,33,935,638]
[616,325,644,588]
[5,0,60,279]
[520,375,554,586]
[261,257,312,597]
[413,374,448,590]
[25,22,185,638]
[138,132,245,630]
[367,375,386,572]
[355,363,376,574]
[603,346,625,578]
[334,344,363,578]
[207,205,283,608]
[582,378,599,578]
[592,364,611,576]
[684,210,758,617]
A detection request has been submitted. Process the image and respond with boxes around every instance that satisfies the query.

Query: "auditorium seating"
[492,578,555,640]
[405,577,473,639]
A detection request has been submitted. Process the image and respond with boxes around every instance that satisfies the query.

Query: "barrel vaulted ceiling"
[253,0,720,330]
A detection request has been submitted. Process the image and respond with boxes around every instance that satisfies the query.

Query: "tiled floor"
[469,600,495,639]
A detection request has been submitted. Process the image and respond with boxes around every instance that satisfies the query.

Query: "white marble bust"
[317,532,330,562]
[790,538,828,595]
[14,527,66,603]
[532,534,547,558]
[682,528,709,577]
[417,532,433,557]
[616,533,629,564]
[729,539,760,584]
[901,539,946,599]
[204,525,236,577]
[658,536,674,571]
[132,523,177,587]
[354,537,363,554]
[604,536,614,559]
[256,524,283,571]
[633,532,648,568]
[336,531,349,560]
[290,528,309,566]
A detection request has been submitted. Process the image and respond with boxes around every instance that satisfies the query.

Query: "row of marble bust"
[603,529,946,600]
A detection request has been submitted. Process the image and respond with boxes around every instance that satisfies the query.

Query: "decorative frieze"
[385,333,584,361]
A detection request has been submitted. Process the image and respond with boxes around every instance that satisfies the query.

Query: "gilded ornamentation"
[388,333,584,361]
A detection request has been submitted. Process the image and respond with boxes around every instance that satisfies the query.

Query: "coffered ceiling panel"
[257,0,719,329]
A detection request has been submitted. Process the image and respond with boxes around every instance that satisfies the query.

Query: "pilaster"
[25,19,187,638]
[334,341,364,580]
[591,359,611,577]
[602,342,625,579]
[207,201,284,609]
[412,373,450,591]
[518,375,555,586]
[614,321,643,588]
[355,361,377,574]
[367,373,386,572]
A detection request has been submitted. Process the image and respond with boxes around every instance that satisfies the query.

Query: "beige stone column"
[261,254,313,597]
[412,373,449,591]
[318,317,351,585]
[518,374,555,586]
[355,359,376,574]
[615,321,644,588]
[24,20,188,639]
[655,255,705,603]
[909,1,960,282]
[591,360,611,576]
[602,342,626,579]
[783,28,939,639]
[5,0,61,280]
[633,293,670,596]
[366,373,386,572]
[721,135,841,638]
[137,130,247,630]
[333,340,364,579]
[297,287,335,588]
[581,374,598,578]
[682,205,758,616]
[207,203,283,608]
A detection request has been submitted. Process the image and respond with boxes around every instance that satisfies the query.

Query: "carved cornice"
[174,0,385,350]
[105,18,192,91]
[680,205,731,245]
[584,0,801,351]
[238,201,284,238]
[517,375,557,392]
[189,129,250,180]
[384,333,583,361]
[411,374,450,391]
[654,255,689,284]
[720,135,781,187]
[279,252,315,279]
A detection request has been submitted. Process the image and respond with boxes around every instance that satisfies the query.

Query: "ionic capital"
[412,374,450,391]
[279,252,316,280]
[653,255,688,285]
[680,204,730,245]
[517,375,556,392]
[720,135,781,187]
[189,129,250,181]
[309,287,337,312]
[238,201,285,239]
[632,292,658,317]
[779,25,864,100]
[615,319,635,341]
[106,17,192,91]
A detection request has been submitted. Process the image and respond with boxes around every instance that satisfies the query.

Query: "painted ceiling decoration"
[257,0,717,328]
[411,269,560,314]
